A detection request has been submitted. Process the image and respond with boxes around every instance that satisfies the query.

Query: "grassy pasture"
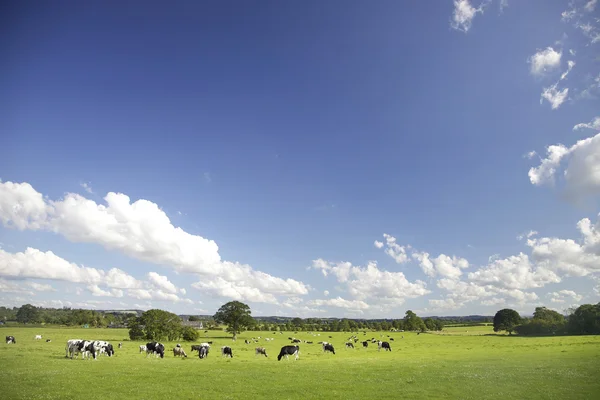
[1,326,599,399]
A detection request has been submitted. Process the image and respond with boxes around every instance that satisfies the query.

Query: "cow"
[35,335,42,340]
[139,345,147,353]
[200,342,211,348]
[118,343,122,349]
[199,345,209,359]
[67,340,96,359]
[221,346,233,358]
[390,338,394,341]
[345,342,354,349]
[92,341,115,357]
[362,341,368,348]
[146,342,165,358]
[306,341,313,344]
[378,341,391,351]
[323,343,335,354]
[66,339,83,357]
[46,339,52,343]
[173,347,187,357]
[255,347,268,357]
[277,345,299,361]
[191,344,202,353]
[6,336,16,344]
[291,339,301,343]
[245,340,251,345]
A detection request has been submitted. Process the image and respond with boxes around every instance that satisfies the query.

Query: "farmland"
[1,326,599,399]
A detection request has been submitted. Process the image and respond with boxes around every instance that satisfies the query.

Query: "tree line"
[493,303,600,336]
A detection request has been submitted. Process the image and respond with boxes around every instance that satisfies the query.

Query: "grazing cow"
[118,343,122,349]
[221,346,233,358]
[146,342,165,358]
[323,343,335,354]
[6,336,16,344]
[362,341,368,348]
[46,339,52,343]
[306,341,313,344]
[173,347,187,357]
[345,342,354,349]
[277,345,299,361]
[291,339,301,343]
[191,344,202,353]
[390,338,394,341]
[139,345,147,353]
[35,335,42,340]
[176,343,181,348]
[378,341,391,351]
[199,345,209,359]
[66,340,96,359]
[255,347,268,357]
[92,341,114,357]
[200,342,211,348]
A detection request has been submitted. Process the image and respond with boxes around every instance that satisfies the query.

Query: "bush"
[181,326,200,341]
[514,320,566,336]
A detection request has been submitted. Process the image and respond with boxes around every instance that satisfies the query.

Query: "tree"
[188,316,201,322]
[493,309,521,334]
[213,301,254,341]
[567,303,600,335]
[128,317,145,340]
[16,304,41,324]
[533,307,564,324]
[181,326,200,341]
[404,310,426,332]
[136,309,182,341]
[423,318,436,331]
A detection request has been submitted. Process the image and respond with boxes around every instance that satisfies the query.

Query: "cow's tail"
[277,351,283,361]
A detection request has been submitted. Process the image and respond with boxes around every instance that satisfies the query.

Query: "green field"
[1,326,599,399]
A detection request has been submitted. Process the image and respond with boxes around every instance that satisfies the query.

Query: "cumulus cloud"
[147,272,178,294]
[307,296,370,310]
[310,259,430,306]
[529,47,562,76]
[0,278,55,296]
[412,252,469,279]
[377,234,410,264]
[80,182,93,194]
[584,0,598,12]
[450,0,485,33]
[540,83,569,109]
[0,181,309,303]
[529,132,600,200]
[549,289,583,303]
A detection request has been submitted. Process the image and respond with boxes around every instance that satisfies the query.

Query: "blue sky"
[1,0,599,318]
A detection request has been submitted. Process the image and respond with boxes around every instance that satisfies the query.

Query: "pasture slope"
[1,326,599,399]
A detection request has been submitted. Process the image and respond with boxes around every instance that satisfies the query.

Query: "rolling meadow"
[1,325,599,399]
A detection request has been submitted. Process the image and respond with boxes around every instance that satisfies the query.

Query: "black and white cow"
[345,342,354,349]
[66,339,96,359]
[35,335,42,340]
[323,343,335,354]
[221,346,233,358]
[6,335,16,344]
[46,339,52,343]
[118,343,123,349]
[146,342,165,358]
[191,344,202,353]
[277,345,299,361]
[199,345,209,359]
[291,338,301,343]
[92,341,115,357]
[378,341,391,351]
[362,341,368,348]
[173,347,187,357]
[139,345,147,353]
[255,347,268,357]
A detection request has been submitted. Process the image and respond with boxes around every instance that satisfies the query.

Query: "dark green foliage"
[181,326,200,341]
[128,318,145,340]
[214,301,254,340]
[139,309,182,341]
[16,304,41,324]
[404,310,426,332]
[188,316,201,322]
[567,303,600,335]
[493,309,522,334]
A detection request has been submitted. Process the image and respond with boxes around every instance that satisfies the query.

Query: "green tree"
[423,318,436,331]
[493,309,521,334]
[16,304,41,324]
[533,307,565,324]
[188,316,201,322]
[128,317,145,340]
[404,310,426,331]
[181,326,200,341]
[567,303,600,334]
[138,309,182,341]
[213,301,254,341]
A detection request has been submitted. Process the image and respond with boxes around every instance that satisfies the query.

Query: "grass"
[1,326,599,399]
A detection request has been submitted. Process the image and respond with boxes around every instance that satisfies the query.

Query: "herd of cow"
[5,334,393,361]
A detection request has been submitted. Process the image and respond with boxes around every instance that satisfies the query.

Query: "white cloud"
[191,277,278,304]
[540,83,569,109]
[529,133,600,200]
[549,289,583,303]
[529,47,562,76]
[307,296,370,310]
[87,284,123,298]
[310,259,430,305]
[147,272,178,294]
[499,0,508,13]
[80,182,93,194]
[481,297,506,306]
[323,290,329,296]
[584,0,597,13]
[573,117,600,131]
[379,234,409,264]
[0,181,309,303]
[451,0,485,33]
[560,61,576,81]
[374,240,384,249]
[412,252,469,279]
